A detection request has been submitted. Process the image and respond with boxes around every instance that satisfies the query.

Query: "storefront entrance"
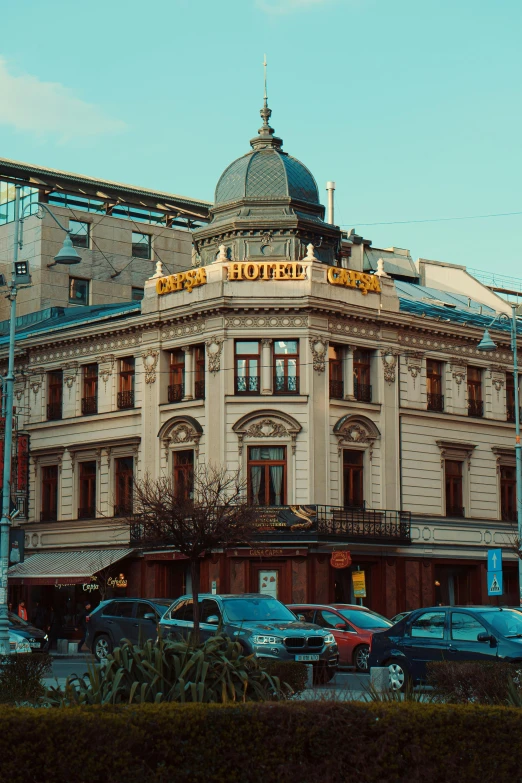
[250,561,291,603]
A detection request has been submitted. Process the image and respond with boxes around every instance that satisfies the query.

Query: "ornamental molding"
[309,335,329,373]
[233,410,302,456]
[398,330,511,365]
[160,319,206,341]
[381,348,399,384]
[492,446,516,472]
[405,351,423,388]
[450,362,467,394]
[328,319,379,340]
[436,439,476,470]
[333,414,381,459]
[205,337,224,374]
[96,354,115,390]
[225,314,308,329]
[142,350,159,384]
[28,332,141,365]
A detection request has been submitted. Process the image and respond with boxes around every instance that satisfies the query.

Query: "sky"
[1,0,521,278]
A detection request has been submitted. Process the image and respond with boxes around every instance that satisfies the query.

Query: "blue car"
[368,606,522,690]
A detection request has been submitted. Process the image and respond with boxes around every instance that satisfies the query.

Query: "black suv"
[159,593,339,681]
[369,605,522,690]
[86,598,172,660]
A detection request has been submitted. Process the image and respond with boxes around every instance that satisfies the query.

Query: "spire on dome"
[250,55,283,151]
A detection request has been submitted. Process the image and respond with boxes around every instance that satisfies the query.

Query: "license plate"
[295,654,319,662]
[29,642,41,648]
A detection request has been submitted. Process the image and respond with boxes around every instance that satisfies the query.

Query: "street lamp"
[0,185,81,654]
[477,305,522,605]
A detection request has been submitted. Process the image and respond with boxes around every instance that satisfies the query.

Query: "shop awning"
[7,549,135,586]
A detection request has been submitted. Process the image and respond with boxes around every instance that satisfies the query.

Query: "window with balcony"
[47,370,63,420]
[329,345,344,399]
[248,446,286,506]
[194,345,205,400]
[132,231,152,259]
[343,450,364,509]
[69,277,89,305]
[173,450,194,500]
[169,350,185,402]
[501,465,517,521]
[353,349,372,402]
[82,364,98,414]
[41,465,58,522]
[467,366,483,417]
[78,461,96,519]
[445,460,464,517]
[115,456,134,516]
[69,219,89,249]
[506,374,516,422]
[273,340,299,394]
[235,341,260,394]
[118,357,135,409]
[427,359,444,412]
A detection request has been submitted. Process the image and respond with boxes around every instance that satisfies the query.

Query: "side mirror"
[297,614,305,622]
[143,613,156,621]
[206,615,220,625]
[477,632,492,643]
[335,623,345,630]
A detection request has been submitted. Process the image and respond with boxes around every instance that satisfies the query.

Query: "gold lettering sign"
[156,267,207,295]
[327,267,381,295]
[227,262,306,281]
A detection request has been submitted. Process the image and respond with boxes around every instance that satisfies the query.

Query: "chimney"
[326,181,336,225]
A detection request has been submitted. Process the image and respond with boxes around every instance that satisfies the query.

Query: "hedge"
[1,701,522,782]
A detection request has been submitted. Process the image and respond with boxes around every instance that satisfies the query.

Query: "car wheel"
[387,658,409,692]
[94,634,112,662]
[354,644,370,672]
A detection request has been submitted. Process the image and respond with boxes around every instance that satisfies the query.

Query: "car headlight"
[251,635,281,645]
[44,634,48,641]
[324,634,335,645]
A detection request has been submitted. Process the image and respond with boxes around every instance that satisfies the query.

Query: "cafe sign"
[156,268,207,295]
[327,267,381,296]
[330,550,352,569]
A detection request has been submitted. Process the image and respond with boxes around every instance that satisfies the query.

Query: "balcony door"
[445,460,463,517]
[343,450,364,509]
[248,447,286,506]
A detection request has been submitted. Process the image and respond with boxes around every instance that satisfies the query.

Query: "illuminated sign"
[227,262,306,281]
[327,267,381,295]
[156,268,207,295]
[108,573,128,588]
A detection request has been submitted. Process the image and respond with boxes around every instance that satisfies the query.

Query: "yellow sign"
[327,266,381,296]
[227,262,306,281]
[352,571,367,598]
[156,267,207,295]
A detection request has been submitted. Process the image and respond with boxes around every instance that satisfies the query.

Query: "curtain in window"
[270,466,283,505]
[250,466,262,504]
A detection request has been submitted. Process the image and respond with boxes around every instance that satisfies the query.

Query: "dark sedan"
[369,606,522,690]
[86,598,173,660]
[8,612,48,652]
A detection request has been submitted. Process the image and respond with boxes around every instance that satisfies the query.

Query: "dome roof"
[215,148,320,206]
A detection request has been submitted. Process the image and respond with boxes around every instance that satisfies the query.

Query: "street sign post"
[487,549,503,597]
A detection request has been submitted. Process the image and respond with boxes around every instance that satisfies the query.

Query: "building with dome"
[3,96,522,635]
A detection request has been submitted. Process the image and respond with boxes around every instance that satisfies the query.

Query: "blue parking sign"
[487,570,503,596]
[487,549,502,573]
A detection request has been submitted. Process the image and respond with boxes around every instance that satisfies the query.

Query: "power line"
[342,210,522,228]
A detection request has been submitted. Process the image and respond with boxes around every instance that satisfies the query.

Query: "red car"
[288,604,392,672]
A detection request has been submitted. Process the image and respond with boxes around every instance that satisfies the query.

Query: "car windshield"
[479,610,522,637]
[8,612,30,628]
[223,598,297,623]
[337,609,392,629]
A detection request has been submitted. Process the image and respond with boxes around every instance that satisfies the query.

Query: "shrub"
[45,635,288,706]
[262,660,308,695]
[427,660,522,705]
[0,653,52,705]
[0,701,522,782]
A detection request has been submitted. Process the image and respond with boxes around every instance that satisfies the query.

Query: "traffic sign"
[487,570,503,596]
[487,549,502,572]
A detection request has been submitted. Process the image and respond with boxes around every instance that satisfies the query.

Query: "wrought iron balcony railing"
[194,380,205,400]
[168,383,184,403]
[427,393,444,412]
[40,510,58,522]
[81,396,98,415]
[329,379,344,399]
[446,505,465,518]
[78,506,96,519]
[114,503,133,517]
[354,381,372,403]
[117,390,134,409]
[501,508,518,522]
[274,376,299,395]
[235,375,260,394]
[468,399,483,418]
[46,402,62,421]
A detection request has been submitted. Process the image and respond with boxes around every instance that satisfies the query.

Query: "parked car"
[8,612,48,652]
[369,606,522,690]
[288,603,392,671]
[86,598,173,661]
[8,631,32,654]
[159,593,339,682]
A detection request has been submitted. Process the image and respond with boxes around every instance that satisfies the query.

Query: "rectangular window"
[47,370,63,421]
[194,345,205,400]
[78,461,96,519]
[506,374,515,422]
[173,450,194,500]
[248,446,286,506]
[329,345,343,399]
[445,460,464,517]
[132,231,152,259]
[501,465,517,522]
[131,287,144,301]
[41,465,58,522]
[169,350,185,403]
[427,359,444,412]
[467,367,483,418]
[410,611,445,639]
[343,450,364,509]
[118,357,135,409]
[115,456,134,516]
[273,340,299,394]
[235,341,260,394]
[353,349,372,402]
[82,364,98,415]
[69,219,89,249]
[69,277,89,305]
